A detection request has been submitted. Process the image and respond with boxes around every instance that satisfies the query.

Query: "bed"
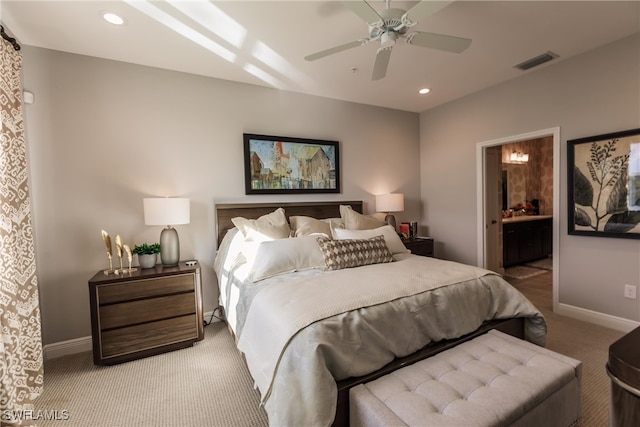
[213,201,546,427]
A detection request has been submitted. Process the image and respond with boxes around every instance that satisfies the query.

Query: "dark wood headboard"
[215,201,363,245]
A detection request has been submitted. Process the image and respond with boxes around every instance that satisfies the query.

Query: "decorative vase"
[137,254,157,269]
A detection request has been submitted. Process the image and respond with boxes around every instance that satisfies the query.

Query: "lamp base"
[160,226,180,267]
[385,213,397,231]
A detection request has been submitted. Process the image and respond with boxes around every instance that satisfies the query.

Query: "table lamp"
[143,197,190,267]
[376,193,404,231]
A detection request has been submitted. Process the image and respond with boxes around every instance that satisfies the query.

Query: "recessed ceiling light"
[419,88,431,95]
[103,12,125,25]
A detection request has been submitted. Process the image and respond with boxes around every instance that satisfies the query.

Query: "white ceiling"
[2,1,639,113]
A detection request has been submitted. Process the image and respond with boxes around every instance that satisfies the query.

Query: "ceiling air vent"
[514,51,558,71]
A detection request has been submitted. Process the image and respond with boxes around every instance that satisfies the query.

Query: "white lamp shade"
[143,198,190,226]
[376,193,404,213]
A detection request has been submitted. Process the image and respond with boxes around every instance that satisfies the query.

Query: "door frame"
[476,127,561,311]
[484,146,503,275]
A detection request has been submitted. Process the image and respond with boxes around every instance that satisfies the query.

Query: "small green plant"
[132,243,160,255]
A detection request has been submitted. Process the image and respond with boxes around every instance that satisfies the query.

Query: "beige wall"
[22,47,421,345]
[420,34,640,323]
[22,34,640,345]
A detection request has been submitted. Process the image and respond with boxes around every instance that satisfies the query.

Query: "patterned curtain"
[0,27,43,426]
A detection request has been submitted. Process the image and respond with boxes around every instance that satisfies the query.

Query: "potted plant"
[132,243,160,269]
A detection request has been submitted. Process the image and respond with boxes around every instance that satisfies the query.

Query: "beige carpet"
[34,324,269,427]
[34,271,623,426]
[508,271,625,427]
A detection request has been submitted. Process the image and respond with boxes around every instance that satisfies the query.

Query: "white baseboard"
[43,310,219,361]
[556,302,640,333]
[43,336,92,361]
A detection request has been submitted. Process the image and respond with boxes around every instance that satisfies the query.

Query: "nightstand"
[88,261,204,365]
[403,237,435,257]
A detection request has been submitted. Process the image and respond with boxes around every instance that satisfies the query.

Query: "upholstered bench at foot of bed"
[350,330,582,427]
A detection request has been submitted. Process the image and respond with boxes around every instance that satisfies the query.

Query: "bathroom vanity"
[502,215,552,268]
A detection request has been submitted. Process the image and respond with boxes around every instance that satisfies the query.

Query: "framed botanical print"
[568,128,640,238]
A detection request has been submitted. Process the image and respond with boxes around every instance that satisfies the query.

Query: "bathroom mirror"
[503,163,527,209]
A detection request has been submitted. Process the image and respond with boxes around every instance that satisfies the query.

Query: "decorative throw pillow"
[231,208,291,241]
[289,216,332,238]
[316,235,394,270]
[339,205,387,230]
[333,225,410,255]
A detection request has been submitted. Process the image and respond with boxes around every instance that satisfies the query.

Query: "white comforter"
[214,232,546,427]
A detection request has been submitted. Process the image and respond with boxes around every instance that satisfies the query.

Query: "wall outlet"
[624,284,637,299]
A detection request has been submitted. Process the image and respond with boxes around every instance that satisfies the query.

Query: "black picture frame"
[567,128,640,238]
[243,133,340,195]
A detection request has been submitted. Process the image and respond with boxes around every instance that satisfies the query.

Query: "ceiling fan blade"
[402,0,454,27]
[406,31,471,53]
[371,46,392,81]
[305,39,369,61]
[342,0,383,27]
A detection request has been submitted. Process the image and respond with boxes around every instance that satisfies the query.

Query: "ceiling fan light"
[380,31,397,48]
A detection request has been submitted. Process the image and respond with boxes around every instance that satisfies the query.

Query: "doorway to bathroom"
[476,127,560,309]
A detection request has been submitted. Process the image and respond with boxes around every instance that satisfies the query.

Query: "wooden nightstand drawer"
[88,262,203,365]
[403,237,435,257]
[99,292,196,330]
[97,273,195,304]
[101,314,199,358]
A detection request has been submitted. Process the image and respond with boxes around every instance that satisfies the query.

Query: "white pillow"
[231,208,291,242]
[339,205,387,230]
[214,228,244,277]
[289,216,332,238]
[243,236,325,282]
[324,217,344,229]
[333,225,409,255]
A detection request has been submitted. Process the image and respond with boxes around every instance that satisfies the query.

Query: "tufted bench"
[350,330,581,427]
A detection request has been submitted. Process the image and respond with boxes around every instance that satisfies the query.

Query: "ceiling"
[2,1,639,113]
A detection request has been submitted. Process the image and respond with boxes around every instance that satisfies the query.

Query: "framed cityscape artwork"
[243,133,340,194]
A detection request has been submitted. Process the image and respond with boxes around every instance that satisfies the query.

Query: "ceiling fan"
[304,0,472,81]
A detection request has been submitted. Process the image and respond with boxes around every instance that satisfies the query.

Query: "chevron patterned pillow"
[316,235,394,270]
